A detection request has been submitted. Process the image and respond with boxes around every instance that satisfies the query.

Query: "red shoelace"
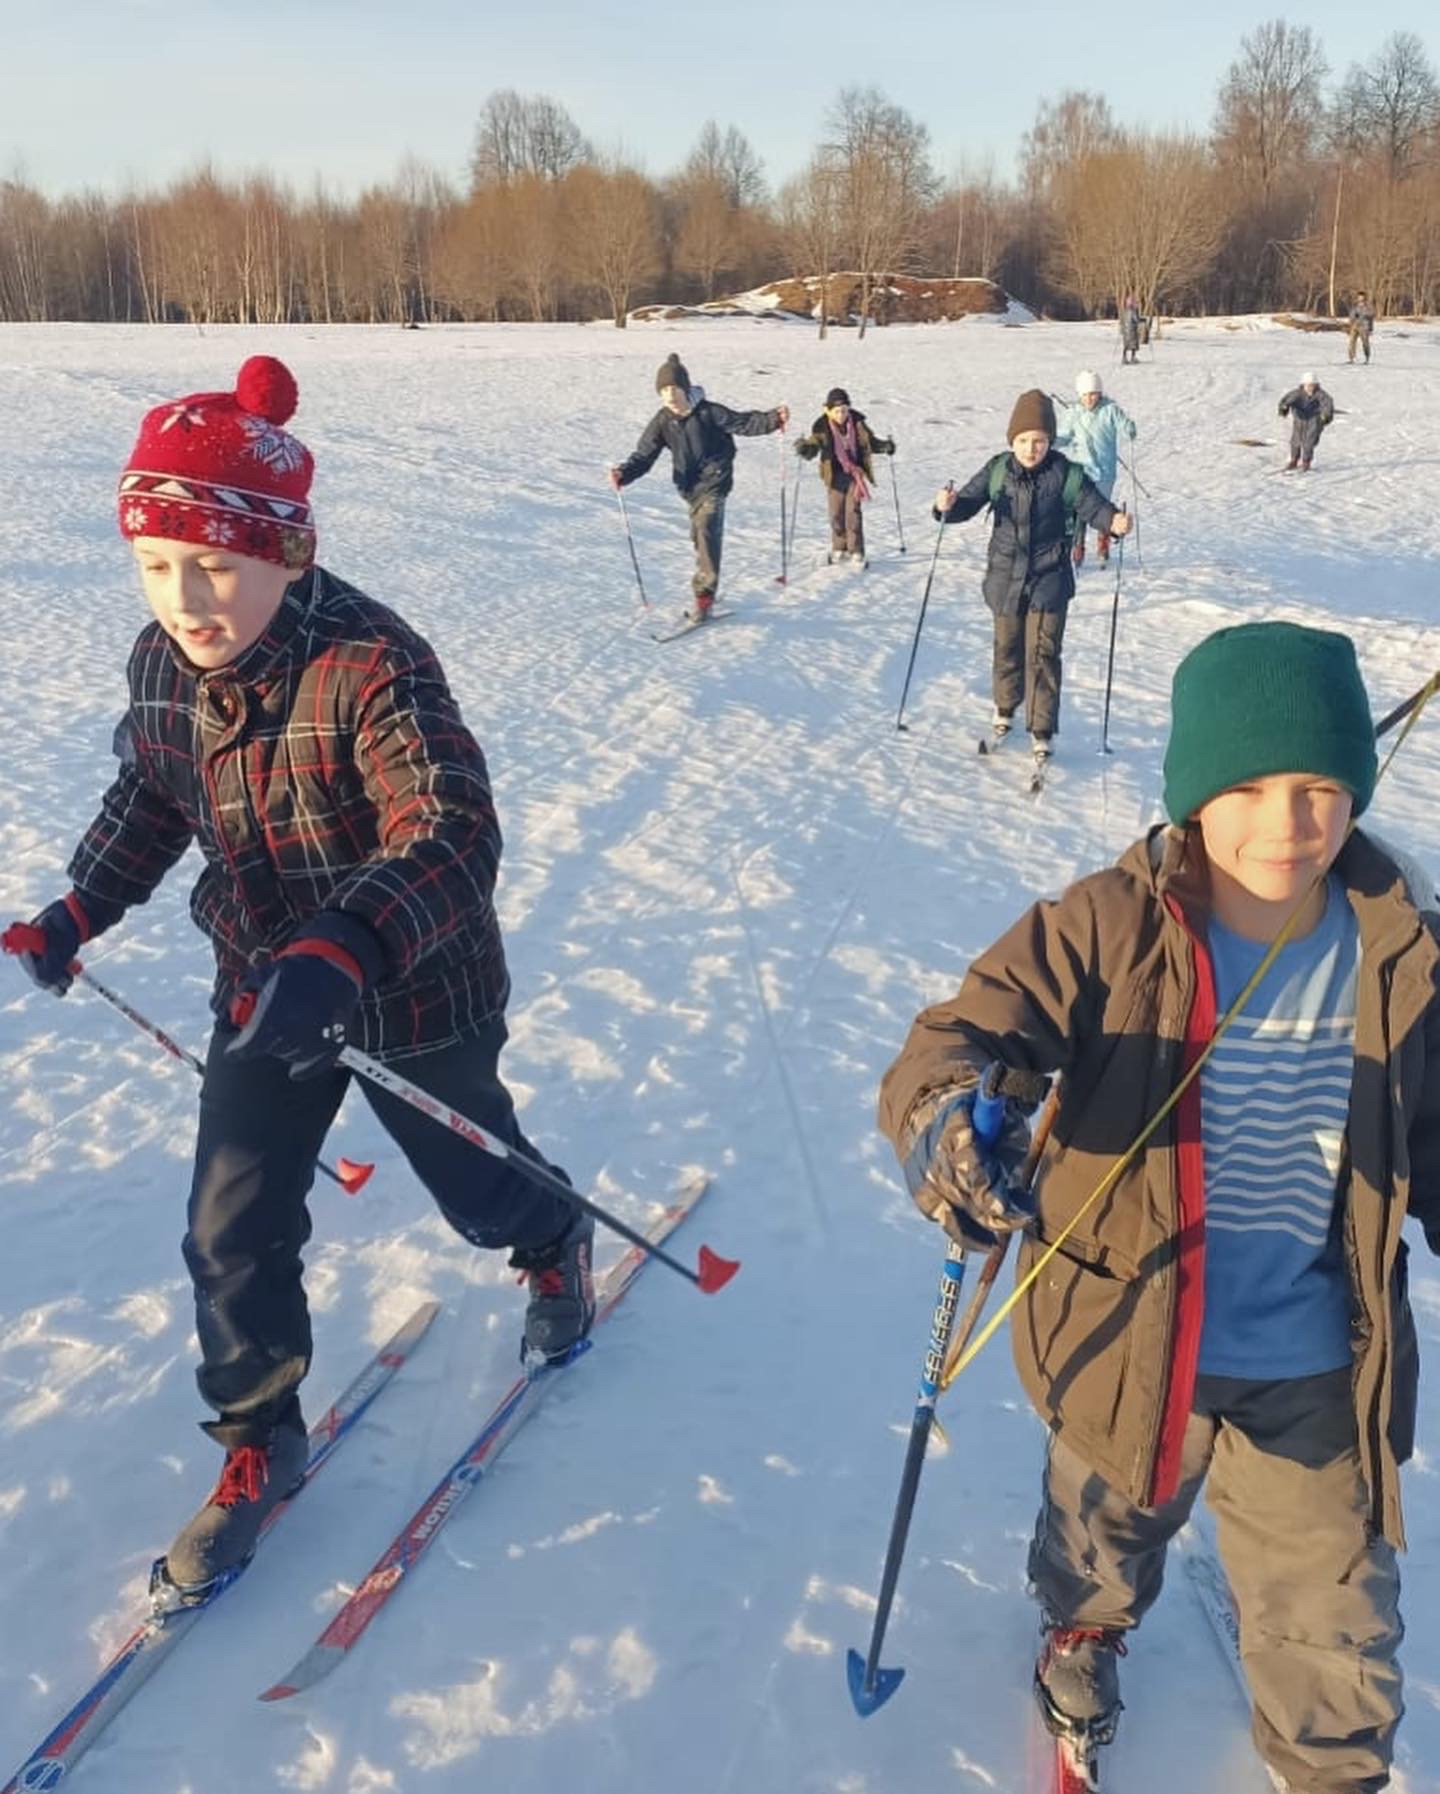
[1050,1627,1128,1656]
[519,1266,567,1297]
[211,1445,270,1509]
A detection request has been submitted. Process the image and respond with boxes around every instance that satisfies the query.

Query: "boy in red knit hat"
[4,357,594,1596]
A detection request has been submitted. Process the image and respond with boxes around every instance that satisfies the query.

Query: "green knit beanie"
[1163,622,1376,822]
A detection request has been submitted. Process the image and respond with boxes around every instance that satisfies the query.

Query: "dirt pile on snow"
[631,273,1023,326]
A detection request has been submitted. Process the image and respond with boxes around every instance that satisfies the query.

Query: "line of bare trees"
[4,27,1440,328]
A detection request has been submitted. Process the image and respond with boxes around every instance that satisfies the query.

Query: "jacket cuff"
[283,912,388,991]
[67,888,125,942]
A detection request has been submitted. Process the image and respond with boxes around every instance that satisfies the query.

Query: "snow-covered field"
[0,314,1437,1794]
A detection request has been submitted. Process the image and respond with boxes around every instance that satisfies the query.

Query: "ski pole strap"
[939,670,1440,1395]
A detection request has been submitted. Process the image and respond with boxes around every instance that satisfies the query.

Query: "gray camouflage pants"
[1029,1370,1402,1794]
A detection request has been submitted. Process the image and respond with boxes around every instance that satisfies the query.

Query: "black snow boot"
[511,1208,595,1364]
[1035,1623,1126,1744]
[161,1409,309,1596]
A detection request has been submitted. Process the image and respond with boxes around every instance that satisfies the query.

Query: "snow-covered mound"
[631,272,1030,326]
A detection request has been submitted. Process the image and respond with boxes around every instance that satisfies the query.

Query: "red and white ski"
[260,1173,713,1700]
[2,1301,439,1794]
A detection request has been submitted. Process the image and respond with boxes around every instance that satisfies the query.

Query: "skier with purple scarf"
[796,389,895,566]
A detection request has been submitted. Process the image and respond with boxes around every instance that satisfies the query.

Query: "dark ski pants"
[686,491,725,597]
[1290,417,1324,467]
[183,1018,574,1434]
[992,601,1067,739]
[826,482,865,556]
[1348,325,1371,363]
[1028,1370,1402,1794]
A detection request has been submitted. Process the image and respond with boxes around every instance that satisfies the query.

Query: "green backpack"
[987,453,1086,541]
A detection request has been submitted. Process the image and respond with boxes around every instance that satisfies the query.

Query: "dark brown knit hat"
[825,387,851,408]
[655,352,691,394]
[1006,388,1056,442]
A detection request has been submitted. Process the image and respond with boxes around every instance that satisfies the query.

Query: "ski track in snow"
[0,317,1437,1792]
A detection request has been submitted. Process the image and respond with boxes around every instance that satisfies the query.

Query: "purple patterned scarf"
[828,415,872,500]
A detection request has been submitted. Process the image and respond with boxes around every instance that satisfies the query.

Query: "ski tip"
[976,739,988,755]
[336,1157,376,1195]
[258,1681,298,1702]
[846,1647,904,1716]
[696,1246,741,1294]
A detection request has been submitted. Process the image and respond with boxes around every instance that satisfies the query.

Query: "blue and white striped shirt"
[1197,877,1358,1379]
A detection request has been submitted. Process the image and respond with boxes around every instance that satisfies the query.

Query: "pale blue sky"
[7,0,1439,197]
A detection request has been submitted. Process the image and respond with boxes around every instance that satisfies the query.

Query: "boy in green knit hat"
[878,620,1440,1793]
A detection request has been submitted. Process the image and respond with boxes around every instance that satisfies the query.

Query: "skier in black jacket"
[610,352,787,624]
[932,388,1131,765]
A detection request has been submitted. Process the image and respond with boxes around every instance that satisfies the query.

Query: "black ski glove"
[2,891,124,996]
[226,914,386,1079]
[1278,402,1289,417]
[877,438,896,456]
[796,439,820,460]
[902,1081,1034,1250]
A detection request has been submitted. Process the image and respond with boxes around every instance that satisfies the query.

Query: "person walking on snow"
[931,388,1131,768]
[3,358,595,1599]
[795,387,895,567]
[1279,371,1334,471]
[879,621,1438,1794]
[609,351,788,624]
[1119,294,1142,365]
[1054,369,1136,567]
[1347,291,1376,364]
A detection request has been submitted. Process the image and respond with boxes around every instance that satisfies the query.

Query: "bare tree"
[356,185,415,322]
[0,174,53,320]
[1213,20,1327,197]
[502,172,568,320]
[1335,32,1440,180]
[825,86,936,336]
[569,161,661,326]
[1049,132,1224,319]
[926,156,1007,279]
[778,152,844,337]
[470,89,590,188]
[672,173,738,298]
[1020,91,1118,200]
[685,120,766,207]
[432,185,510,320]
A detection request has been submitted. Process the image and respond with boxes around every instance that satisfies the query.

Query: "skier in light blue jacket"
[1055,370,1136,566]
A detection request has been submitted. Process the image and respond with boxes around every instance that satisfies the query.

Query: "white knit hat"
[1076,369,1103,396]
[1301,370,1318,385]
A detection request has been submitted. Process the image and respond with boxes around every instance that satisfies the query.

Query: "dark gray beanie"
[655,353,691,394]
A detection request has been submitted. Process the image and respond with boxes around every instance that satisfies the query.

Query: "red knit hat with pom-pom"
[118,356,316,569]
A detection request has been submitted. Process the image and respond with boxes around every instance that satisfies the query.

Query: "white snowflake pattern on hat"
[238,413,306,474]
[202,515,237,545]
[122,501,150,533]
[158,403,207,434]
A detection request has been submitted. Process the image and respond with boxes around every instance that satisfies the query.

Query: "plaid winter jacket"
[68,567,508,1059]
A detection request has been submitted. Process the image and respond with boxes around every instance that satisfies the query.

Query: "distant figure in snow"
[2,358,597,1600]
[1119,294,1142,365]
[931,388,1132,768]
[795,387,895,567]
[879,619,1437,1794]
[1347,291,1376,364]
[1054,370,1136,567]
[1278,372,1334,471]
[609,352,788,626]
